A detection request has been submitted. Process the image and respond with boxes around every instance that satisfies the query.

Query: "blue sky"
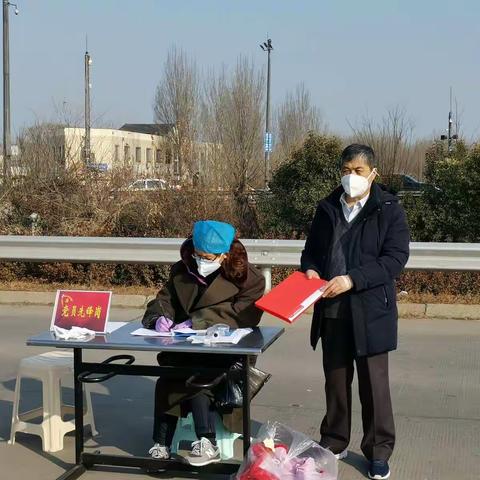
[5,0,480,140]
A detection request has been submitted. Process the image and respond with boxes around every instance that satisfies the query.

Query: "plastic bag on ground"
[237,421,337,480]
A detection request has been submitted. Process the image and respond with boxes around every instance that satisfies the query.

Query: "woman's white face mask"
[195,257,223,277]
[341,169,377,198]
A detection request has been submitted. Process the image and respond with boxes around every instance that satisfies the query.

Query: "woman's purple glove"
[172,319,193,330]
[154,316,192,332]
[154,316,175,332]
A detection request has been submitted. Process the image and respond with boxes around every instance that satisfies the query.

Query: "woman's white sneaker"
[186,437,221,466]
[148,443,170,460]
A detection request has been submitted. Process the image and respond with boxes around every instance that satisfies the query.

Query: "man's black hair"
[340,144,375,168]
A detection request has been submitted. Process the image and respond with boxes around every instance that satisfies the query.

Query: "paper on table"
[130,327,207,337]
[131,328,174,337]
[106,322,128,333]
[174,327,207,335]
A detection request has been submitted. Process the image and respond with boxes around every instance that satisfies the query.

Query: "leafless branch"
[153,46,200,180]
[273,83,323,166]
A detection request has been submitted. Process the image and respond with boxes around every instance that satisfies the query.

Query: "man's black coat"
[301,182,410,357]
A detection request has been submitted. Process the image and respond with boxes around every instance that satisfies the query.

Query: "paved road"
[0,306,479,479]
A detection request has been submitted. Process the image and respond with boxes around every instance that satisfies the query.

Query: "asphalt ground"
[1,306,479,480]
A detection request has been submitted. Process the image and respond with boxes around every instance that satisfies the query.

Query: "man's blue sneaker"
[368,460,390,480]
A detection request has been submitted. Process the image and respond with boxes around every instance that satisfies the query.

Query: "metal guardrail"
[1,236,479,291]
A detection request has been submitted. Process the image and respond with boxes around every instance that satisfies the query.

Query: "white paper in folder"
[287,287,326,322]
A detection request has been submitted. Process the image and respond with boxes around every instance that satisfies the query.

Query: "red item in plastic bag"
[239,462,279,480]
[236,422,337,480]
[239,443,291,480]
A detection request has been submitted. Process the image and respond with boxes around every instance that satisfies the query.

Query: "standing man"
[301,144,410,480]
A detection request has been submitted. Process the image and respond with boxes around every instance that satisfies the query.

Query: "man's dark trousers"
[320,314,395,461]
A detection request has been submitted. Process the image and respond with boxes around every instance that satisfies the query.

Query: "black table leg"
[241,354,251,455]
[57,353,247,479]
[73,348,84,465]
[56,464,87,480]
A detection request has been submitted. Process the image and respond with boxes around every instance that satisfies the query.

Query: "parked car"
[127,178,169,191]
[388,174,440,196]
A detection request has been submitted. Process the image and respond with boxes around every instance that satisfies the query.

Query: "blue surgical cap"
[192,220,236,254]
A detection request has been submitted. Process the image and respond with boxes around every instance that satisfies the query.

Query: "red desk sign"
[50,290,112,333]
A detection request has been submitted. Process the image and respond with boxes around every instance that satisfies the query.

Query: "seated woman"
[142,220,265,466]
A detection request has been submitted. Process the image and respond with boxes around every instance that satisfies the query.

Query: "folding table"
[27,322,284,479]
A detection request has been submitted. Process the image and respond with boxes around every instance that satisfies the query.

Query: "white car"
[127,178,169,191]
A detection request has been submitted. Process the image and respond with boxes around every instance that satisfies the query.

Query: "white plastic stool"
[8,350,97,452]
[171,412,241,460]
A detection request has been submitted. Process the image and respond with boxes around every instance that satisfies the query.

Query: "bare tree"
[274,83,323,165]
[408,139,432,180]
[203,56,264,193]
[348,106,415,179]
[16,122,75,178]
[201,57,264,235]
[153,46,200,181]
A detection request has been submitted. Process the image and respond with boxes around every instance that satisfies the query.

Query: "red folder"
[255,271,327,323]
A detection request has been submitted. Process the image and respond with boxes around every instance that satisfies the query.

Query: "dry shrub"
[2,167,136,236]
[109,189,243,238]
[2,165,479,301]
[0,262,171,289]
[0,263,24,282]
[397,270,480,297]
[0,167,259,286]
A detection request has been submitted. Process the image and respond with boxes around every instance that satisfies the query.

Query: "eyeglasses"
[192,253,222,262]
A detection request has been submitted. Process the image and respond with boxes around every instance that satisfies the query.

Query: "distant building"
[13,123,215,183]
[119,123,175,136]
[59,125,181,178]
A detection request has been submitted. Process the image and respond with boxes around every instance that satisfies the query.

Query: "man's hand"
[305,269,321,280]
[322,275,353,298]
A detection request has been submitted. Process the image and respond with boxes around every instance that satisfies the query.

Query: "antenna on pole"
[440,86,458,153]
[448,86,453,152]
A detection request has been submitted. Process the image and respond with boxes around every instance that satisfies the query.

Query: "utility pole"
[260,38,273,188]
[2,1,17,179]
[84,38,92,165]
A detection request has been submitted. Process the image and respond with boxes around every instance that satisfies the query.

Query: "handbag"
[215,362,271,409]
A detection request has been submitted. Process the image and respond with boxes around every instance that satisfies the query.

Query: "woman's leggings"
[153,377,217,447]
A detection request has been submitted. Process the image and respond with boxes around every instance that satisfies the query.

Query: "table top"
[27,322,285,355]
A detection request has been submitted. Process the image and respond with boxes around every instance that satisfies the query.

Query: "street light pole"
[3,1,11,179]
[2,1,17,180]
[260,38,273,188]
[84,42,92,165]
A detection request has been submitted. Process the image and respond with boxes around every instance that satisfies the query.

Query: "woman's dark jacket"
[142,244,265,331]
[301,183,410,357]
[142,239,265,432]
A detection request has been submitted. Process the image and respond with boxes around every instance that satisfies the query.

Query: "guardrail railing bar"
[1,236,479,292]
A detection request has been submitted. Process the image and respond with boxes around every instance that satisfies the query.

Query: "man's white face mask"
[341,169,377,198]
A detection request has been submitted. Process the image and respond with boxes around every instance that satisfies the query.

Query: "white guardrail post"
[261,267,272,292]
[0,237,480,290]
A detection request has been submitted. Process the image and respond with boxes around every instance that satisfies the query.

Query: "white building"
[9,123,216,184]
[60,124,180,178]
